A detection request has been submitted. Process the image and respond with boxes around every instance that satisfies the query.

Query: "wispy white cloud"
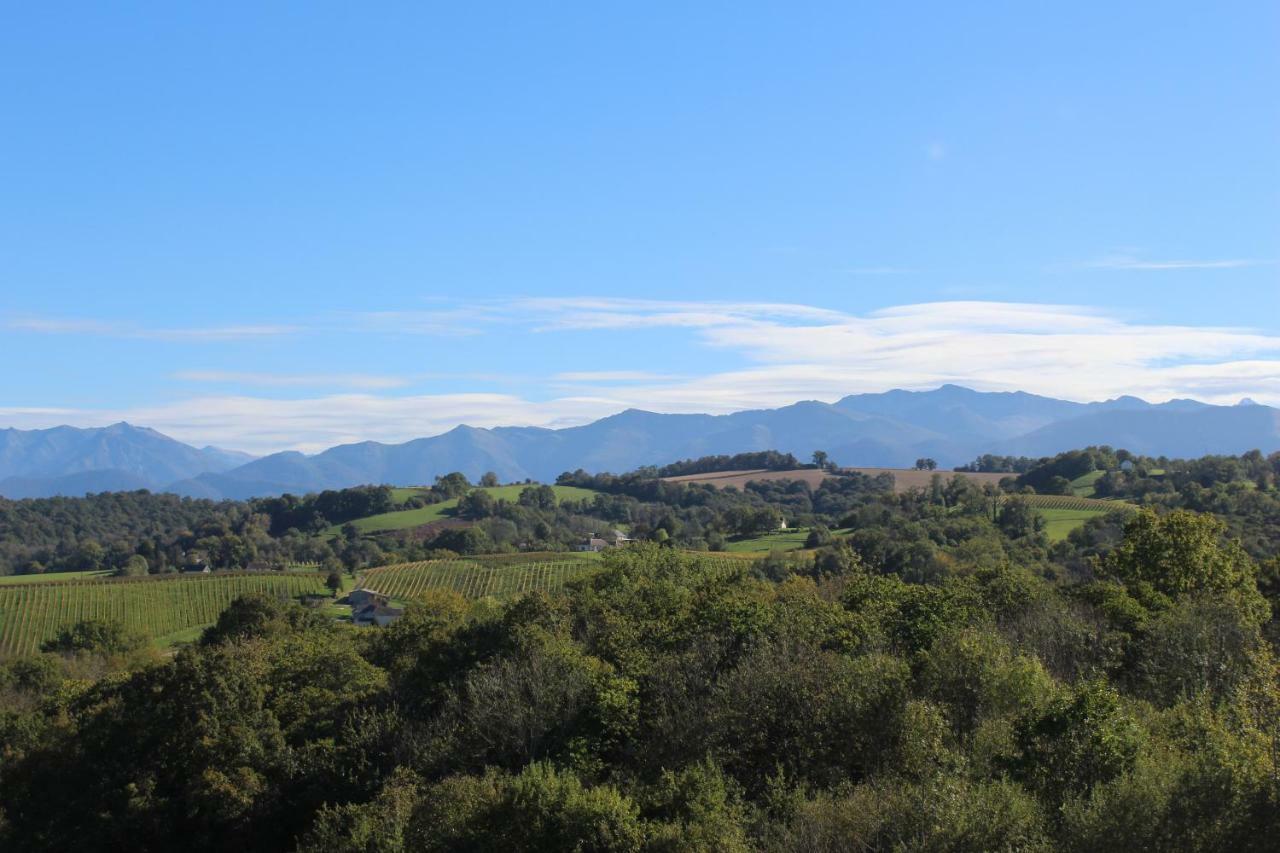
[6,298,1280,453]
[553,371,682,383]
[174,370,408,390]
[1085,254,1272,271]
[8,316,297,340]
[513,297,845,331]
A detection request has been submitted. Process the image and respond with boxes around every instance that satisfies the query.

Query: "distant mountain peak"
[4,387,1277,500]
[0,423,260,498]
[1238,397,1260,407]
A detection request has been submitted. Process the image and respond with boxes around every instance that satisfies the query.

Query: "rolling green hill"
[324,484,599,535]
[722,527,854,553]
[1016,493,1137,542]
[1068,470,1106,497]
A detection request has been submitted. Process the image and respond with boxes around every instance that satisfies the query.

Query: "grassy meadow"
[1039,507,1109,542]
[724,529,813,552]
[325,484,599,535]
[1015,493,1138,542]
[1068,470,1106,496]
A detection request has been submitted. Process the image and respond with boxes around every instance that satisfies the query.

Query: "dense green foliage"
[0,490,252,576]
[648,450,805,477]
[0,502,1275,851]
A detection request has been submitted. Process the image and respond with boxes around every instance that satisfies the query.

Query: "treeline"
[0,514,1275,851]
[0,486,399,578]
[8,447,1280,584]
[965,446,1280,500]
[651,450,803,477]
[0,477,494,577]
[0,491,253,576]
[251,486,397,536]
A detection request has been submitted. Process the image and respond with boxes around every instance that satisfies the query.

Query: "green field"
[325,484,599,535]
[0,572,329,657]
[1013,494,1137,542]
[722,527,859,553]
[723,527,852,553]
[724,529,812,552]
[389,487,431,504]
[1068,470,1106,497]
[1038,507,1108,542]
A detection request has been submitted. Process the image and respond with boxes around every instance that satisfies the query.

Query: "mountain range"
[2,386,1277,500]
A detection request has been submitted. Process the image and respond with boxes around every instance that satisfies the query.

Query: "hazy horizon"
[3,381,1273,457]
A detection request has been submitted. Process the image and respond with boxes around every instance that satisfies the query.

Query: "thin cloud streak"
[514,297,846,331]
[1086,255,1271,270]
[174,370,408,390]
[553,371,682,383]
[8,316,298,341]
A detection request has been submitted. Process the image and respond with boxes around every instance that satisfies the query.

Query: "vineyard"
[360,554,750,602]
[359,559,601,600]
[0,572,329,658]
[1016,494,1138,513]
[445,551,599,566]
[1004,494,1138,542]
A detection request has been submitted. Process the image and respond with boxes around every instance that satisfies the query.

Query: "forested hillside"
[0,449,1278,851]
[0,521,1275,850]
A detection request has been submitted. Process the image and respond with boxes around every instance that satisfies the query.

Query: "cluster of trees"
[251,486,397,536]
[1089,450,1280,560]
[648,451,804,478]
[957,454,1041,473]
[0,491,256,576]
[0,489,391,579]
[1014,448,1127,494]
[0,476,521,578]
[1,510,1275,851]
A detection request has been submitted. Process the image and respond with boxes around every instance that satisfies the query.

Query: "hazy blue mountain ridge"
[3,388,1277,499]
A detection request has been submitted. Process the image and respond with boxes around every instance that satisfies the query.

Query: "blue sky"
[2,2,1277,453]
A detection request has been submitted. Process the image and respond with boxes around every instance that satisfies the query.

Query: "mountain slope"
[6,388,1279,500]
[0,423,255,498]
[170,392,1280,499]
[1002,404,1280,459]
